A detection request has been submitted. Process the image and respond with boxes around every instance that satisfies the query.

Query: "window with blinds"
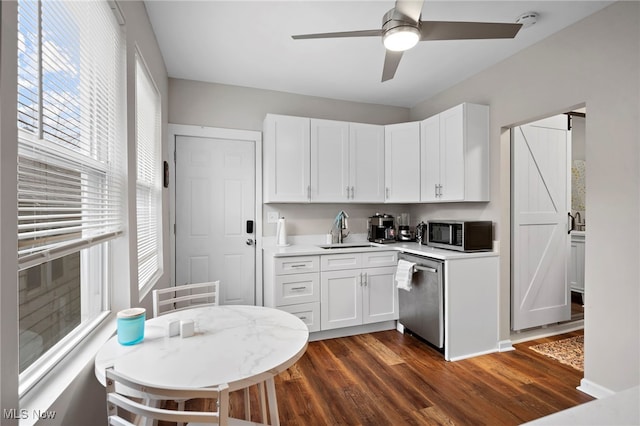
[16,0,124,381]
[135,53,163,290]
[17,0,124,268]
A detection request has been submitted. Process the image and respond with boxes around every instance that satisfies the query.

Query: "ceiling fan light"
[383,26,420,52]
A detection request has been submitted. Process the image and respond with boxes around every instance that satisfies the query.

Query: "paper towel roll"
[276,217,288,246]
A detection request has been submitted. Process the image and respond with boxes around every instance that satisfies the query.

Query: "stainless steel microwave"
[426,220,493,252]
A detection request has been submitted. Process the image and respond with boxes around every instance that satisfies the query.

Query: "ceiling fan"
[292,0,523,82]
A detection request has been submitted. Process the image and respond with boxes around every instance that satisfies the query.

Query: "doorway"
[169,125,263,306]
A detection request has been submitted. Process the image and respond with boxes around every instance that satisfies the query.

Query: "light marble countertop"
[263,235,499,261]
[94,305,309,390]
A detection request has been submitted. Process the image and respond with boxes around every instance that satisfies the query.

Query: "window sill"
[19,314,117,426]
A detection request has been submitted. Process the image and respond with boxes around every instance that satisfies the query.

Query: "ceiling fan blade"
[382,50,404,82]
[394,0,424,23]
[292,29,382,40]
[420,21,522,41]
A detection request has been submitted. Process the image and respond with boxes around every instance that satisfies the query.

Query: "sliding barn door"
[512,115,571,330]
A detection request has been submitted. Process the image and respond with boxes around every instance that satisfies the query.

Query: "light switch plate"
[267,212,279,223]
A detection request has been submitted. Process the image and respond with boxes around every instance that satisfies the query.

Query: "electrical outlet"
[267,212,279,224]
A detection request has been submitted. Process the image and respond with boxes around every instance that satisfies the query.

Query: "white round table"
[95,305,309,425]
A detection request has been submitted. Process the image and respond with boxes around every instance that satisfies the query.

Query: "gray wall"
[409,1,639,393]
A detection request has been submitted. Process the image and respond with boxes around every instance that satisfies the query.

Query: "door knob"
[246,239,255,246]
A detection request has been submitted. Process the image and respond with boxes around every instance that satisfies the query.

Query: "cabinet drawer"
[275,256,319,274]
[321,253,362,271]
[279,302,320,333]
[275,273,319,306]
[361,251,397,268]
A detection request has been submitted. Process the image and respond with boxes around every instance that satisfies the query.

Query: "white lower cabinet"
[320,251,398,331]
[266,250,398,334]
[569,233,585,295]
[279,302,321,334]
[272,256,321,332]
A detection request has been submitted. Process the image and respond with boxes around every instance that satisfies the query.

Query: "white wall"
[410,1,639,393]
[572,115,586,161]
[169,79,411,237]
[1,2,21,419]
[166,2,639,394]
[169,79,410,131]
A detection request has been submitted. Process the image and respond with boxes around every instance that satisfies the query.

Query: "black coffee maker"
[367,213,395,243]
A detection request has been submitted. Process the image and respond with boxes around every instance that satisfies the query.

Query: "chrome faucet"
[332,210,350,244]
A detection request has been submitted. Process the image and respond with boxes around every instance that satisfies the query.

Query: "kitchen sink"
[318,243,377,250]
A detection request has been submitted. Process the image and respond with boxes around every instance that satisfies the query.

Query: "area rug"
[529,335,584,371]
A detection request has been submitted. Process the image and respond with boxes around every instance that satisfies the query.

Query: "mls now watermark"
[3,408,57,420]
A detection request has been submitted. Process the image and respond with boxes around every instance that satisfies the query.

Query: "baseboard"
[498,339,515,352]
[510,319,584,344]
[448,348,498,362]
[308,321,397,342]
[577,379,616,399]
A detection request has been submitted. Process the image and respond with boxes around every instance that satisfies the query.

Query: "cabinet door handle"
[291,286,307,291]
[346,186,350,199]
[290,264,307,268]
[350,186,354,199]
[307,185,311,199]
[385,187,390,199]
[439,184,443,197]
[363,272,367,286]
[359,272,363,286]
[435,184,438,198]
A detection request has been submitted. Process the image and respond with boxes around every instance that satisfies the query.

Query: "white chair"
[151,282,268,424]
[105,367,264,426]
[152,281,220,317]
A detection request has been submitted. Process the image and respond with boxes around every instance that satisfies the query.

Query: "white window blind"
[17,0,124,269]
[135,54,163,289]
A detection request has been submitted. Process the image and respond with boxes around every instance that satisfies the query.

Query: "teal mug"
[117,308,146,345]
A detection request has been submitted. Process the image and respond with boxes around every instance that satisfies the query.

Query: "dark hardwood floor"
[180,330,592,425]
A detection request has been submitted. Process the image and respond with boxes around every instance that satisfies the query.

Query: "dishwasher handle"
[414,265,437,274]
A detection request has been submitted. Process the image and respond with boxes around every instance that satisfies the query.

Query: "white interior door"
[175,135,255,305]
[512,115,571,330]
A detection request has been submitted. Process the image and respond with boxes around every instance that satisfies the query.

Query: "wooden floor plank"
[161,329,591,425]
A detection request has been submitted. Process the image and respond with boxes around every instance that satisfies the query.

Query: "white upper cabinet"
[310,120,385,203]
[264,104,488,204]
[310,119,350,202]
[385,121,421,203]
[264,114,310,202]
[420,103,490,202]
[349,123,385,202]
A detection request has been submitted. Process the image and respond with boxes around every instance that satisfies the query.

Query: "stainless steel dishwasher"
[398,252,444,349]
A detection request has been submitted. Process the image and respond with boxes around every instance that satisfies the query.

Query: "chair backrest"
[152,281,220,317]
[105,366,229,425]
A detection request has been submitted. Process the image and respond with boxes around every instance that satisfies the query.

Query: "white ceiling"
[144,1,613,108]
